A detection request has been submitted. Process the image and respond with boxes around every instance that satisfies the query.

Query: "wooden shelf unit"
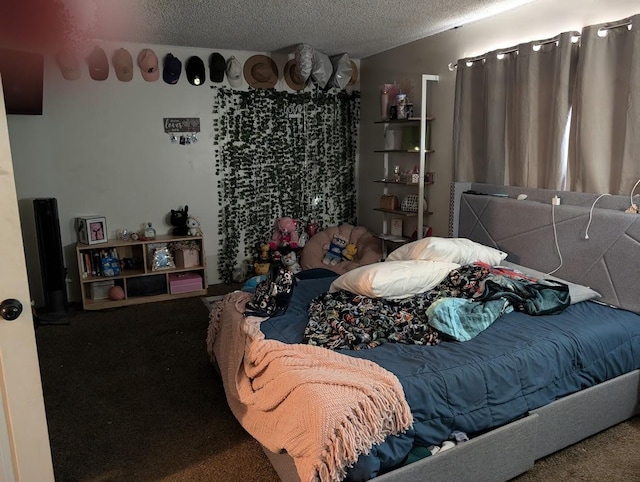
[373,75,439,257]
[76,234,207,310]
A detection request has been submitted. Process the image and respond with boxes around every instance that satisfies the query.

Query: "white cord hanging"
[546,203,563,276]
[626,178,640,213]
[584,193,611,240]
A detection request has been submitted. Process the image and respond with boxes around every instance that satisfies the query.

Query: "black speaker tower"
[33,198,68,322]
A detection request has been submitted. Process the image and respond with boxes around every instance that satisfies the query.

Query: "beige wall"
[358,0,640,238]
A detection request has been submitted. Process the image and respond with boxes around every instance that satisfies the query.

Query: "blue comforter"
[259,270,640,480]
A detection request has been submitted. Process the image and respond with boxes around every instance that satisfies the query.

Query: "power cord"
[585,193,611,240]
[547,202,563,275]
[626,178,640,213]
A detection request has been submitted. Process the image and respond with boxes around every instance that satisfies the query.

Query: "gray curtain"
[572,14,640,195]
[454,32,580,190]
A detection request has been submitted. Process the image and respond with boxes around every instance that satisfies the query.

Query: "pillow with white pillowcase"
[329,259,460,300]
[386,237,508,266]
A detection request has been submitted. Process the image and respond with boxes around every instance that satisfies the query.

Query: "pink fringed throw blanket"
[206,291,413,482]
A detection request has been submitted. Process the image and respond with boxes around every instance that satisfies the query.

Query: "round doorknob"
[0,299,23,321]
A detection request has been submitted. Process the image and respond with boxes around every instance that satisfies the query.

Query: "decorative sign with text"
[163,117,200,133]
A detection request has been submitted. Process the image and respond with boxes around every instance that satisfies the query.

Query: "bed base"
[262,369,640,481]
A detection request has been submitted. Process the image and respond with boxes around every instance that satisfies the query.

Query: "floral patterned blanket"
[303,263,570,350]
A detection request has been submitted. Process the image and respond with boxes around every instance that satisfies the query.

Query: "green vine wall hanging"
[212,87,360,282]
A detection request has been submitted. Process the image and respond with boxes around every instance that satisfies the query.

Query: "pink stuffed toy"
[269,217,299,250]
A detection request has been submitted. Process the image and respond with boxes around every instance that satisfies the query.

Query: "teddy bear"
[269,217,299,250]
[281,250,302,274]
[253,243,271,276]
[186,216,202,236]
[323,234,348,266]
[342,243,358,262]
[170,205,189,236]
[254,260,270,276]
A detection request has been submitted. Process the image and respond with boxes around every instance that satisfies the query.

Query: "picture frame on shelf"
[77,216,108,245]
[148,244,176,271]
[391,218,403,237]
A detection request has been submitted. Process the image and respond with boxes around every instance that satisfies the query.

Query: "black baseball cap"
[163,53,182,84]
[186,56,206,86]
[209,52,225,82]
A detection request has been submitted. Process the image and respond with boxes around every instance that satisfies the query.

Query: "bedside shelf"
[373,149,435,154]
[374,180,435,186]
[373,117,435,124]
[374,233,411,243]
[373,208,434,217]
[372,74,439,258]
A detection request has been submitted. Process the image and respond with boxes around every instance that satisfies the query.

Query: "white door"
[0,76,54,480]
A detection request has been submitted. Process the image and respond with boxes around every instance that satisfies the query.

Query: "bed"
[207,183,640,482]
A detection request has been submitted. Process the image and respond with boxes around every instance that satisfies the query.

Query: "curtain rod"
[602,18,632,30]
[448,34,563,70]
[448,16,633,71]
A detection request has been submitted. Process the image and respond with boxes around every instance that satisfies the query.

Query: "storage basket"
[380,194,399,210]
[401,195,428,212]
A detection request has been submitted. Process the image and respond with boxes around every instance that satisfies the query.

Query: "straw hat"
[283,59,308,91]
[243,55,278,89]
[347,60,359,86]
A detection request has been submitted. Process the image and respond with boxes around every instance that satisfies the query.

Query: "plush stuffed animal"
[254,260,270,276]
[186,216,202,236]
[297,231,309,248]
[258,243,270,261]
[281,250,302,274]
[342,243,357,262]
[253,243,271,276]
[269,217,299,250]
[170,205,189,236]
[243,274,267,291]
[323,234,348,266]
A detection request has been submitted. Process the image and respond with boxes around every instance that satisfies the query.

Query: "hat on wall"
[283,59,307,91]
[137,48,159,81]
[112,48,133,82]
[209,52,225,82]
[87,46,109,81]
[243,55,278,89]
[186,56,205,85]
[347,60,358,86]
[163,53,182,84]
[56,48,80,80]
[226,56,242,88]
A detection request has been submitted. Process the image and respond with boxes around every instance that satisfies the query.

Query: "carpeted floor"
[35,286,639,482]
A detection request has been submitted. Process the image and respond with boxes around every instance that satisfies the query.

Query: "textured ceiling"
[80,0,538,59]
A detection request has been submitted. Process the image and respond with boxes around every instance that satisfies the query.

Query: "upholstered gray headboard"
[451,182,640,313]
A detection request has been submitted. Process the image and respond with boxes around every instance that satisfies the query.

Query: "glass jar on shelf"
[144,222,156,240]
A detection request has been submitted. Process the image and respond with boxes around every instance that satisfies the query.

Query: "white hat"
[226,56,242,88]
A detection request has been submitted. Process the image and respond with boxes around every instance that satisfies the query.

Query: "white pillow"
[386,237,507,266]
[329,260,460,300]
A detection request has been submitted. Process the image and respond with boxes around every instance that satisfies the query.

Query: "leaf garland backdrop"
[212,87,361,282]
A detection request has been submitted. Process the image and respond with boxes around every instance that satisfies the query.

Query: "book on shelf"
[83,247,121,278]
